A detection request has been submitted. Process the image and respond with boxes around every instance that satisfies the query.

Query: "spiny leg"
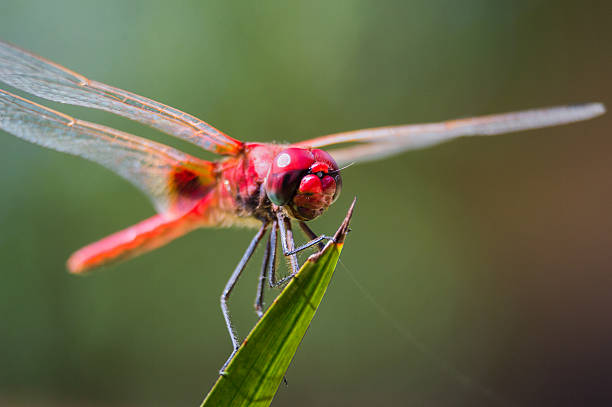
[277,213,299,275]
[299,221,350,252]
[273,215,335,287]
[267,220,281,287]
[267,220,293,288]
[286,233,334,255]
[220,222,268,373]
[254,230,273,318]
[299,222,326,251]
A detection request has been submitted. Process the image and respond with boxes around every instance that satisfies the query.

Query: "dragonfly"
[0,41,605,371]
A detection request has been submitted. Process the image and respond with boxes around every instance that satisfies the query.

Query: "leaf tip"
[333,197,356,244]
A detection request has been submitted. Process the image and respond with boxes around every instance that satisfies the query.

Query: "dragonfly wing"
[0,89,217,213]
[0,40,243,155]
[294,104,606,166]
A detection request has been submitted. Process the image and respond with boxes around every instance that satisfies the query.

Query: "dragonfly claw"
[219,348,239,375]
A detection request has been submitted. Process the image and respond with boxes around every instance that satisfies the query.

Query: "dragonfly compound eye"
[310,149,342,204]
[265,148,342,221]
[265,148,315,206]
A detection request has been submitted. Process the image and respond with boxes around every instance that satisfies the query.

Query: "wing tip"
[570,102,606,119]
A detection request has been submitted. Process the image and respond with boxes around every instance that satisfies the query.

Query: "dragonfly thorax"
[264,147,342,221]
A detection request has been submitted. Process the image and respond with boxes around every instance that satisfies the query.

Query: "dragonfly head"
[265,147,342,221]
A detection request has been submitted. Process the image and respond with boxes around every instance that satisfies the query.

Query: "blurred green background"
[1,1,611,406]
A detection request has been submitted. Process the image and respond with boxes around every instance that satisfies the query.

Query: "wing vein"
[295,104,606,165]
[0,89,216,213]
[0,40,243,155]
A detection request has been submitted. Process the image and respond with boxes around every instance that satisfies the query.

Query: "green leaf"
[201,199,355,407]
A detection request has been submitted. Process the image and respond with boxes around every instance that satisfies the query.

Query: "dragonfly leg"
[267,220,293,288]
[273,215,335,287]
[220,222,268,374]
[298,222,324,249]
[295,221,334,253]
[254,230,273,318]
[277,213,300,275]
[286,234,334,255]
[299,221,351,252]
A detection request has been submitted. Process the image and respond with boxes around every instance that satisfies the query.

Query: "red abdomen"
[67,194,222,273]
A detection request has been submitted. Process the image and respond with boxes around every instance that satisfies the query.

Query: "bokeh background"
[1,1,611,406]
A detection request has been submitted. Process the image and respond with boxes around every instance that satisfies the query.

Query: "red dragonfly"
[0,41,605,370]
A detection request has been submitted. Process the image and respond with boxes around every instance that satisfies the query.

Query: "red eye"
[312,149,338,172]
[265,148,314,206]
[312,149,342,203]
[298,174,323,194]
[265,148,342,219]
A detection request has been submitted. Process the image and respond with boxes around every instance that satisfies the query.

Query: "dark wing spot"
[170,168,207,200]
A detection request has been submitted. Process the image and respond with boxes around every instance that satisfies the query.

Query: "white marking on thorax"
[277,153,291,168]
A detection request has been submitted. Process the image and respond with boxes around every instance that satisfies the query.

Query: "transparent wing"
[0,89,217,213]
[0,40,243,156]
[294,104,606,166]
